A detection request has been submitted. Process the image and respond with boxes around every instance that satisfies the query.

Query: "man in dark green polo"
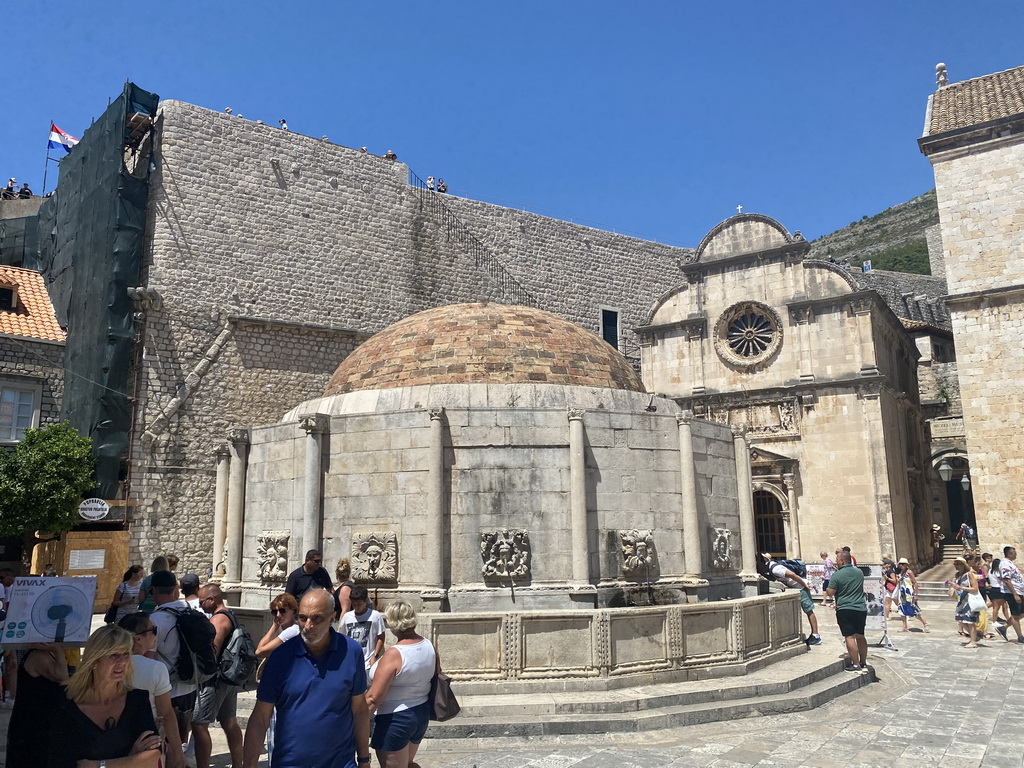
[826,550,868,672]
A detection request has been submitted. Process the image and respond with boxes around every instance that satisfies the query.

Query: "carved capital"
[298,413,328,434]
[789,305,813,325]
[782,473,796,491]
[676,410,695,427]
[731,424,747,439]
[214,443,232,459]
[566,408,586,422]
[850,297,873,316]
[227,426,250,445]
[428,407,446,421]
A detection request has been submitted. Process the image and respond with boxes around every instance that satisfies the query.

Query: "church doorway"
[936,454,975,536]
[754,490,786,558]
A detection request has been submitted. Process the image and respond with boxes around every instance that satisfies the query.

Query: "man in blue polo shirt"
[242,589,370,768]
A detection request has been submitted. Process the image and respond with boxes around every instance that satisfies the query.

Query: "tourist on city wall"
[242,589,370,768]
[285,549,333,600]
[826,550,869,673]
[894,558,930,632]
[366,600,437,768]
[138,555,170,612]
[111,565,145,623]
[760,553,822,646]
[5,642,69,768]
[256,592,300,767]
[948,557,982,648]
[881,557,899,619]
[335,558,355,623]
[118,612,185,768]
[47,625,161,768]
[996,546,1024,643]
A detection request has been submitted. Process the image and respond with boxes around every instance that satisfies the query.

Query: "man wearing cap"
[826,550,869,673]
[150,570,199,757]
[180,573,202,612]
[760,553,822,646]
[2,179,16,199]
[285,549,333,600]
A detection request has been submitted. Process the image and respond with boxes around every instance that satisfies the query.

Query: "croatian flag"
[48,123,79,154]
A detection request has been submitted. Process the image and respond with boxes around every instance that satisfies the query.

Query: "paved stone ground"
[3,601,1022,767]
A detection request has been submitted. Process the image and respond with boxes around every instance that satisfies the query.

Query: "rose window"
[714,302,782,369]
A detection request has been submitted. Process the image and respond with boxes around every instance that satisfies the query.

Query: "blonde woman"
[366,601,437,768]
[49,624,161,767]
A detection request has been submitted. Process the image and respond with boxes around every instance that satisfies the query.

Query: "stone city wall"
[135,101,685,572]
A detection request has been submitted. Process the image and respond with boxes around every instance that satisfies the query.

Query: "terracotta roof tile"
[0,266,65,343]
[928,65,1024,135]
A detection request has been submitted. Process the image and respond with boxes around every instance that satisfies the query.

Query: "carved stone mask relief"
[256,531,290,583]
[481,529,531,580]
[351,532,398,582]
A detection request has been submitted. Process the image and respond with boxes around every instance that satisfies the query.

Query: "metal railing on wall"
[408,170,538,308]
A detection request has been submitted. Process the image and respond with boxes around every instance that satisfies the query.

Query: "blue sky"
[3,2,1021,246]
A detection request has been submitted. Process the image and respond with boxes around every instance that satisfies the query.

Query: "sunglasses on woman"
[271,608,291,615]
[134,627,158,637]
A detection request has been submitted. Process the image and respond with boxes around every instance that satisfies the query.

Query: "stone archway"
[753,488,787,559]
[933,452,975,539]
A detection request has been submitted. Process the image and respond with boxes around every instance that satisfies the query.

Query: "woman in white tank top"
[366,600,439,767]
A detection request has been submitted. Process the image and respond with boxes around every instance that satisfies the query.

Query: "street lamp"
[961,473,971,491]
[937,461,953,482]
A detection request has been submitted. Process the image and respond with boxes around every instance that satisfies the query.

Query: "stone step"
[424,652,874,738]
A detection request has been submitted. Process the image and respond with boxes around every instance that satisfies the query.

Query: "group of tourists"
[2,178,32,199]
[4,548,443,768]
[946,545,1024,648]
[761,547,870,673]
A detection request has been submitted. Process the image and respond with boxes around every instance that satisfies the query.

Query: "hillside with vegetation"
[808,189,939,275]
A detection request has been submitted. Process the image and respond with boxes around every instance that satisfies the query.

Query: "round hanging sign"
[77,498,110,521]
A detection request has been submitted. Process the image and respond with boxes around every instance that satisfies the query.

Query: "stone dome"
[324,303,646,396]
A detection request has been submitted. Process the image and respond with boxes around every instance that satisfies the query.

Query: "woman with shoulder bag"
[366,600,436,768]
[110,565,145,624]
[895,558,930,632]
[950,556,983,648]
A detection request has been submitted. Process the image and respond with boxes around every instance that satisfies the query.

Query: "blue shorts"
[371,701,430,751]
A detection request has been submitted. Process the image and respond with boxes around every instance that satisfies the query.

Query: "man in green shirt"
[826,551,868,673]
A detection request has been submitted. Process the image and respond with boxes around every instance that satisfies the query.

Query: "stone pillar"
[299,413,328,558]
[426,408,446,589]
[852,298,879,376]
[790,307,815,383]
[225,427,250,583]
[733,426,757,577]
[676,412,703,576]
[783,473,801,559]
[567,408,590,583]
[212,444,231,578]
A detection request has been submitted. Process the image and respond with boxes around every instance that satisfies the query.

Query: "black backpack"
[162,606,218,685]
[767,558,807,580]
[214,609,257,686]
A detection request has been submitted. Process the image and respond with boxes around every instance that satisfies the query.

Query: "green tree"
[0,422,96,536]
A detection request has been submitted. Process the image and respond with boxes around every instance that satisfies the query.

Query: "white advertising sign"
[77,498,110,521]
[3,576,97,645]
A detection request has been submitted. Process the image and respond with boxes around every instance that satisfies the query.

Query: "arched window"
[754,490,786,558]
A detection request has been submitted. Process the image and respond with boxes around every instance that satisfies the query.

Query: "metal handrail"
[408,170,538,308]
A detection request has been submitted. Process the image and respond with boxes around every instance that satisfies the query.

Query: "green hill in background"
[809,189,939,275]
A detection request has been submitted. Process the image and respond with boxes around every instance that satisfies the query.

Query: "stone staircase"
[917,545,969,601]
[424,650,874,738]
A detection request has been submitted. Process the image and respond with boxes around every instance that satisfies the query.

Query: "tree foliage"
[856,241,931,275]
[0,422,96,537]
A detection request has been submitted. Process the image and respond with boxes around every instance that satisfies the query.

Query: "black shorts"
[1004,592,1024,615]
[836,609,867,637]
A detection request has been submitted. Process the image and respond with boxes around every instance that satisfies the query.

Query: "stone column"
[225,427,250,583]
[676,412,703,576]
[733,426,757,577]
[567,408,590,583]
[212,444,231,578]
[790,307,815,383]
[783,473,801,559]
[299,413,328,558]
[426,408,446,589]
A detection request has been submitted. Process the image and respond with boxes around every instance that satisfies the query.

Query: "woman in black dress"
[47,624,162,768]
[6,643,69,767]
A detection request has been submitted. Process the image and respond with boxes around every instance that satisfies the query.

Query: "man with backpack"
[151,570,204,760]
[193,583,249,768]
[760,553,822,646]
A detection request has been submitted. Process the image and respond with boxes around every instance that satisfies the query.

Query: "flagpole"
[42,121,52,196]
